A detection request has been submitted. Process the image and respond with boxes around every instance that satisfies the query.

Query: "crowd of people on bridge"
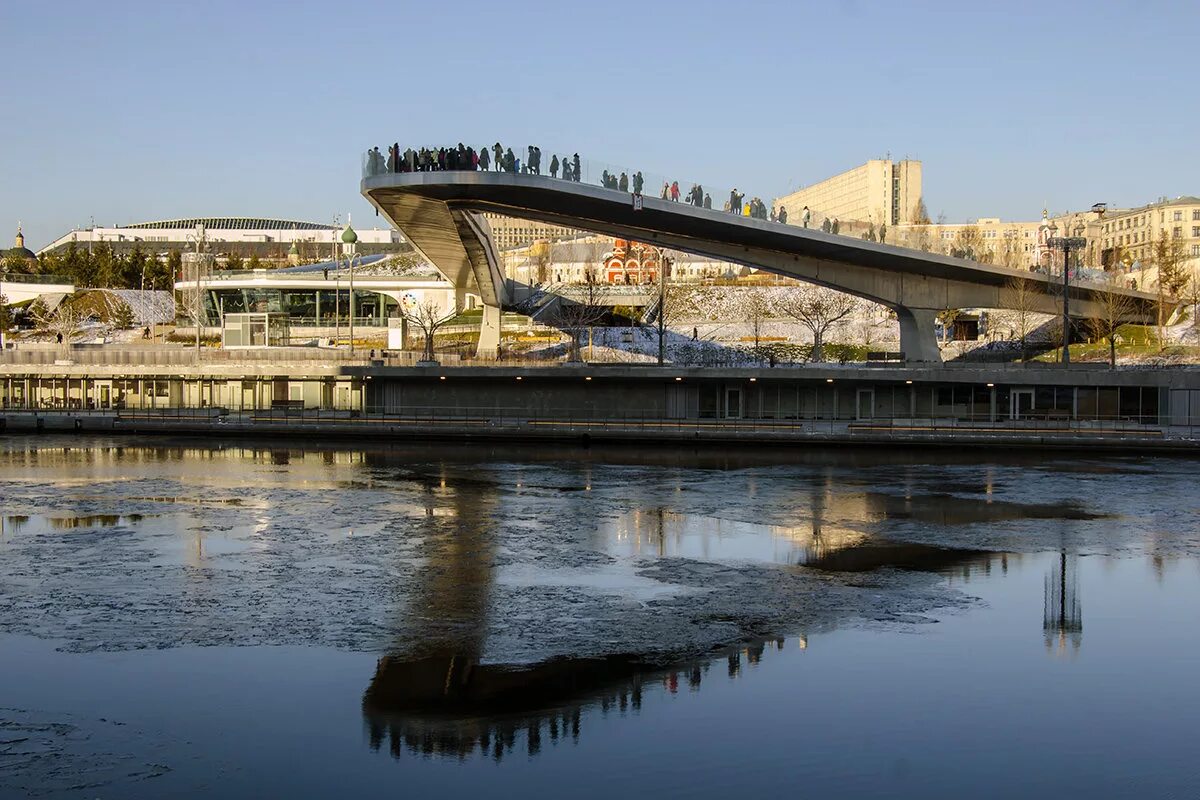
[365,142,830,230]
[364,143,586,180]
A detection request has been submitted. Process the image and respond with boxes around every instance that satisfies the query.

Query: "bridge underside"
[363,172,1158,362]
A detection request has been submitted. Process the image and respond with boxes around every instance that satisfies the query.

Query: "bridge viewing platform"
[0,273,75,305]
[361,154,1158,363]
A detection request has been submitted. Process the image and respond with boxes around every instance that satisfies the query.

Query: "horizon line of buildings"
[12,159,1199,283]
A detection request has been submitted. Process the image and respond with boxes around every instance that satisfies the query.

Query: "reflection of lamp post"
[1045,221,1087,365]
[1044,550,1082,655]
[341,221,358,355]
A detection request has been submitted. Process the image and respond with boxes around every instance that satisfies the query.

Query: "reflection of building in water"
[1044,552,1082,654]
[605,492,997,575]
[363,639,794,763]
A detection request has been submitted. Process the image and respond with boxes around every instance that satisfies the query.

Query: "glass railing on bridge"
[0,273,74,285]
[361,146,808,229]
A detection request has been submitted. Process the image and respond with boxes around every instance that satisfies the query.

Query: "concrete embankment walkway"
[2,410,1195,453]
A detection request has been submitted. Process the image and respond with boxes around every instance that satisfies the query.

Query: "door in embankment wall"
[666,384,698,419]
[724,388,742,419]
[1010,389,1034,420]
[856,388,875,420]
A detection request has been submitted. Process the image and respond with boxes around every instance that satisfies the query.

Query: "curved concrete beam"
[362,171,1160,361]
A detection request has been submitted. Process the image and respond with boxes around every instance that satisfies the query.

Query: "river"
[1,437,1197,798]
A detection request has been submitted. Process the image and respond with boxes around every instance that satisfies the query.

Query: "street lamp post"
[657,249,671,365]
[184,223,209,361]
[341,221,359,355]
[0,267,8,351]
[1045,221,1087,365]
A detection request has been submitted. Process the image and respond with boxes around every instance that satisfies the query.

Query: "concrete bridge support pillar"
[896,307,942,364]
[477,304,501,358]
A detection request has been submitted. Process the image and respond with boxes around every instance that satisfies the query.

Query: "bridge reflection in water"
[363,641,794,762]
[359,471,1001,762]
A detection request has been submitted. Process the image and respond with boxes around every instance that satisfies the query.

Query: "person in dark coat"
[572,154,581,182]
[778,206,788,224]
[493,143,503,171]
[478,147,490,171]
[549,154,559,178]
[618,172,629,192]
[633,171,644,194]
[703,193,712,209]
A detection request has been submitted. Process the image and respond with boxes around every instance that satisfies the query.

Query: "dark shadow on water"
[863,492,1110,524]
[800,539,997,573]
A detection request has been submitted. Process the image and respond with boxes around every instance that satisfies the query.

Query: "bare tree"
[908,224,934,253]
[529,240,552,285]
[31,298,88,346]
[778,285,859,362]
[855,306,878,353]
[1001,275,1040,361]
[1150,232,1188,295]
[998,232,1028,270]
[1184,270,1200,328]
[938,308,961,344]
[1087,274,1138,369]
[0,291,10,349]
[741,287,773,363]
[549,273,607,362]
[401,299,457,363]
[950,226,993,263]
[1149,233,1187,348]
[911,197,932,225]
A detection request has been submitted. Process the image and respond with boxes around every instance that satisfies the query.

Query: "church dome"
[3,227,37,264]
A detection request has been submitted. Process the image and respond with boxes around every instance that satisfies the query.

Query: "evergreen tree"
[165,250,183,286]
[90,241,116,287]
[124,246,149,289]
[144,253,171,290]
[225,252,245,271]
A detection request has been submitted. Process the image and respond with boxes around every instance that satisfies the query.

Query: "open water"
[0,437,1197,799]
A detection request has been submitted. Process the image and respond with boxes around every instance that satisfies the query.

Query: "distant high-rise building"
[481,214,583,251]
[774,159,923,228]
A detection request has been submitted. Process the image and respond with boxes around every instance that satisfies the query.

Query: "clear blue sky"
[2,0,1197,249]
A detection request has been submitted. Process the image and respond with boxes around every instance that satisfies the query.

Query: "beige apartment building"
[482,214,583,251]
[890,210,1111,270]
[1098,196,1200,272]
[774,159,923,229]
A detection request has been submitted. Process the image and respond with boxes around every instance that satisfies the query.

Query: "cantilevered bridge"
[361,170,1157,362]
